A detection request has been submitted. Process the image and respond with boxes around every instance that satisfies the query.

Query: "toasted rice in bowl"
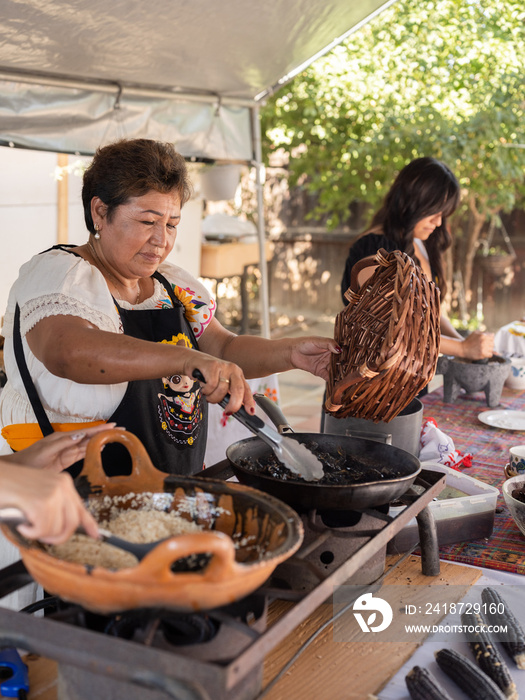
[45,496,206,570]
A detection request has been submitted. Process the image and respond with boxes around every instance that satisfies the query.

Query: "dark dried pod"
[461,610,517,699]
[482,587,525,670]
[405,665,454,700]
[435,648,506,700]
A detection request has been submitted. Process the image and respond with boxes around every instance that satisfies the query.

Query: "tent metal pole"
[0,71,255,108]
[251,104,271,339]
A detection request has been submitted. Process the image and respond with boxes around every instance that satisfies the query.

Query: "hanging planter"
[478,251,516,277]
[200,163,242,201]
[476,215,517,278]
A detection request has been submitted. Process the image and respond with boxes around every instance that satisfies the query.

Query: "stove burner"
[160,614,218,646]
[269,504,391,593]
[21,593,268,650]
[317,502,390,528]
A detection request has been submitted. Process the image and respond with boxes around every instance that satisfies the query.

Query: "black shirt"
[341,233,401,305]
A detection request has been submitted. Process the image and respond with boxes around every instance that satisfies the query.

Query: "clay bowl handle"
[126,531,237,585]
[81,428,165,491]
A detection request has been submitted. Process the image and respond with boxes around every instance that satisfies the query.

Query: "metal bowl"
[502,474,525,538]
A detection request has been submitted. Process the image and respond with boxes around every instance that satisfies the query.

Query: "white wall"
[0,147,56,319]
[166,198,203,278]
[0,146,203,322]
[0,146,90,320]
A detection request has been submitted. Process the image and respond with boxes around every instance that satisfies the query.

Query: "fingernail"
[335,346,342,353]
[250,407,256,415]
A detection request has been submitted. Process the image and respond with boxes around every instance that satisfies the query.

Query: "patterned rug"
[421,386,525,574]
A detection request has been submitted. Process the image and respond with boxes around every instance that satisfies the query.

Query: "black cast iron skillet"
[224,395,421,511]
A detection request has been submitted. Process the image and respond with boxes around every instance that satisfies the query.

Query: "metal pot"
[1,430,303,614]
[226,397,421,511]
[323,398,424,456]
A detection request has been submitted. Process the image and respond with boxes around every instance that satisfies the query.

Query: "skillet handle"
[80,429,166,492]
[128,531,237,584]
[253,394,294,434]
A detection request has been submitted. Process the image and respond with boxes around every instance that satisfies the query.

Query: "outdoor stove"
[0,468,445,700]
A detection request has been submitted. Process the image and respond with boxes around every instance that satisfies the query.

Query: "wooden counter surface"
[263,554,481,699]
[200,240,272,278]
[22,555,480,700]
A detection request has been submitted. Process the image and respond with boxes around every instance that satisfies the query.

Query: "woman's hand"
[289,337,342,381]
[4,423,117,472]
[0,463,99,544]
[183,351,256,415]
[460,330,495,361]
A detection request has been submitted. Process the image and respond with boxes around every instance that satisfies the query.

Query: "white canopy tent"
[0,0,396,335]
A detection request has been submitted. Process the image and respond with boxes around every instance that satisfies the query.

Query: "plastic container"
[387,462,499,553]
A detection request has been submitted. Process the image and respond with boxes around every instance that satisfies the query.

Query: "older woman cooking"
[0,138,339,475]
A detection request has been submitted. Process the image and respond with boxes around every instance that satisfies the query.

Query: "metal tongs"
[193,370,324,481]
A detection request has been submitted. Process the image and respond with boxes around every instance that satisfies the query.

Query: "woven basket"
[325,249,441,423]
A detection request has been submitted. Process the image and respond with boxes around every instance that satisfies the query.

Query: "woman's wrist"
[440,335,465,358]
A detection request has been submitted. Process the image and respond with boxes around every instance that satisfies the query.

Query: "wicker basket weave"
[325,249,441,423]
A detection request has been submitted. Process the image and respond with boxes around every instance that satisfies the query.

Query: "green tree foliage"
[261,0,525,301]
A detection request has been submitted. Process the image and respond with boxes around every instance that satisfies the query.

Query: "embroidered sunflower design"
[173,285,208,325]
[160,333,192,348]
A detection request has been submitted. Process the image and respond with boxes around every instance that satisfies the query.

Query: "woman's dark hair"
[82,139,193,233]
[368,156,460,294]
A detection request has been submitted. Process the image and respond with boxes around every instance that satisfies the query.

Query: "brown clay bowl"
[1,430,303,613]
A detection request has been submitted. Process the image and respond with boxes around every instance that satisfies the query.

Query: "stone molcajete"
[436,355,511,407]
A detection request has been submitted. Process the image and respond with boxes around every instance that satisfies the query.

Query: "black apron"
[13,246,208,477]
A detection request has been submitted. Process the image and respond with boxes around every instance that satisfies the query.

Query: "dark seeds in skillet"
[238,440,405,484]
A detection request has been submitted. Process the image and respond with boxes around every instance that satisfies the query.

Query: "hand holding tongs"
[192,370,324,481]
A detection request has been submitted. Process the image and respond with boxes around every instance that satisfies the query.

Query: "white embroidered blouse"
[0,247,216,439]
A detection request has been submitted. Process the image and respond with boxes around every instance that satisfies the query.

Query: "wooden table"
[200,240,272,332]
[200,241,272,279]
[262,554,480,700]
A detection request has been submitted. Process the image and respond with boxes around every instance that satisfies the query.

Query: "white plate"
[478,410,525,430]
